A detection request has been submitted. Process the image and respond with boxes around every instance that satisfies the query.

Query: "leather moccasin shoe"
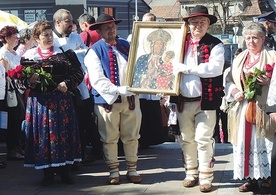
[199,183,212,192]
[239,181,259,192]
[182,177,199,187]
[108,176,120,185]
[126,173,142,183]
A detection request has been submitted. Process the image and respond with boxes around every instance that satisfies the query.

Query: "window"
[188,7,194,15]
[24,9,46,23]
[104,7,114,16]
[228,5,235,18]
[88,7,98,17]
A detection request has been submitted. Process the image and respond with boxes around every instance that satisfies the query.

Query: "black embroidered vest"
[197,34,224,110]
[171,33,224,111]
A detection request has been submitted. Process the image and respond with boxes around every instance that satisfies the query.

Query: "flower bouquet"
[226,63,275,113]
[8,62,56,93]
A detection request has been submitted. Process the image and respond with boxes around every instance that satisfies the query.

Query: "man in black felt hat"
[84,13,142,185]
[172,5,225,192]
[257,11,276,50]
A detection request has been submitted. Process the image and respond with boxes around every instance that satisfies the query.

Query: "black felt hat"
[257,11,276,23]
[89,13,122,30]
[183,5,217,25]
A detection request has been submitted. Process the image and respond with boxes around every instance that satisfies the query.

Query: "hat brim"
[183,13,217,25]
[89,19,122,30]
[258,17,276,23]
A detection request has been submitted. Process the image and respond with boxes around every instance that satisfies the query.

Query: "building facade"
[0,0,151,39]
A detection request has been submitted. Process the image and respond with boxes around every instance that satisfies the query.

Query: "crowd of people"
[0,5,275,194]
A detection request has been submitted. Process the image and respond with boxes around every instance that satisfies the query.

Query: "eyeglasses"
[61,19,73,24]
[244,36,264,42]
[40,33,53,39]
[189,20,209,26]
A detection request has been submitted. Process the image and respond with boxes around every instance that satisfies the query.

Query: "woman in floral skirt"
[20,20,83,186]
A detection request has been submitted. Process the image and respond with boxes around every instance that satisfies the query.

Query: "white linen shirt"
[84,44,128,105]
[53,32,88,51]
[180,42,225,97]
[22,46,61,60]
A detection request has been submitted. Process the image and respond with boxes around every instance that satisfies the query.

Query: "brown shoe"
[239,180,259,192]
[108,176,120,185]
[182,177,199,187]
[199,183,212,192]
[126,173,142,183]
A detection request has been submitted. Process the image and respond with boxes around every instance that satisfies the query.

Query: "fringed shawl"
[227,47,276,145]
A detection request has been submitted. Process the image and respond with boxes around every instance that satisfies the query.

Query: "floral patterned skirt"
[23,91,81,169]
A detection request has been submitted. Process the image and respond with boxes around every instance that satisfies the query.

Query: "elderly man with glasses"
[172,5,225,192]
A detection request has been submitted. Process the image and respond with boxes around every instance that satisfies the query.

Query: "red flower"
[246,71,254,77]
[265,63,275,78]
[7,65,24,79]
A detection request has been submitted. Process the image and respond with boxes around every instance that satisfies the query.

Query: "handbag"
[240,71,256,124]
[245,100,256,124]
[6,80,18,107]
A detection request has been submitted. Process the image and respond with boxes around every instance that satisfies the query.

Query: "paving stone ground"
[0,142,270,195]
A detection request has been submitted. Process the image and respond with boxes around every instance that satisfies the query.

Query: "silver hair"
[19,28,32,43]
[242,22,266,37]
[53,9,71,23]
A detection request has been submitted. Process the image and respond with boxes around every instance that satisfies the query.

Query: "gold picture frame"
[126,21,188,95]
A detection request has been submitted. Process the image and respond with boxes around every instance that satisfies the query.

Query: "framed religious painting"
[126,21,188,95]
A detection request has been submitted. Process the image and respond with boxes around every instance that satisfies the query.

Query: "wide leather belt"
[181,96,201,102]
[177,95,201,113]
[99,95,135,113]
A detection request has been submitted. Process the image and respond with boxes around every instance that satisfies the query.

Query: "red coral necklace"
[244,53,260,71]
[38,46,54,59]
